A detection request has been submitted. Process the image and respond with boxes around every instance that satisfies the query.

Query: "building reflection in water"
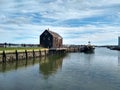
[39,54,65,79]
[0,54,66,76]
[0,58,40,72]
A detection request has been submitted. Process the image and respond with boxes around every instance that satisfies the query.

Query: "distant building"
[40,29,63,48]
[119,37,120,47]
[0,43,4,47]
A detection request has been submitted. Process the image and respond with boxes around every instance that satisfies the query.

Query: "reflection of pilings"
[25,58,28,66]
[1,63,6,72]
[15,61,18,70]
[0,58,41,72]
[32,58,35,65]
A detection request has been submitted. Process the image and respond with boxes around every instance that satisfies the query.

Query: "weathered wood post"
[33,49,35,58]
[2,50,6,63]
[15,50,18,61]
[25,50,28,60]
[39,49,41,57]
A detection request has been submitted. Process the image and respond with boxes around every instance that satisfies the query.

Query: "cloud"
[0,23,120,45]
[0,0,119,25]
[0,0,120,45]
[1,0,119,23]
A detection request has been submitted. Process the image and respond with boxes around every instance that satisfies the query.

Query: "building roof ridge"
[46,29,62,39]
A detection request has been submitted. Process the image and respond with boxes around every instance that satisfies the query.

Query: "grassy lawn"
[0,47,48,53]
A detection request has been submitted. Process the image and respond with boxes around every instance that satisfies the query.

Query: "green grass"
[0,47,48,53]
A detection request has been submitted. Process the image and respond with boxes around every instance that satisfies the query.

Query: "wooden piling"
[25,50,28,60]
[33,50,35,58]
[39,50,41,57]
[15,50,18,60]
[0,48,67,63]
[2,50,6,63]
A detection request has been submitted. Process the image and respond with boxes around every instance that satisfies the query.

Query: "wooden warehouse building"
[40,29,63,48]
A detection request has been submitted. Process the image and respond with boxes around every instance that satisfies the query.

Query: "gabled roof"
[45,29,62,39]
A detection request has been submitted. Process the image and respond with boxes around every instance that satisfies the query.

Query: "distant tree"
[21,44,26,47]
[8,43,11,47]
[23,44,26,47]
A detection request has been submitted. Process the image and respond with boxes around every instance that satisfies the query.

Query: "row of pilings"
[0,48,67,63]
[0,47,81,63]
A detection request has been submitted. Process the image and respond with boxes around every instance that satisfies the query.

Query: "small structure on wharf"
[40,29,63,48]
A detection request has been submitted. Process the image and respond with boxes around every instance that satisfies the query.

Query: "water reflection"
[0,58,40,72]
[84,53,94,65]
[84,50,95,54]
[0,54,66,75]
[0,48,120,90]
[39,55,65,78]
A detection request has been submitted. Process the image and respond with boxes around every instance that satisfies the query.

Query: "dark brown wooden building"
[40,29,63,48]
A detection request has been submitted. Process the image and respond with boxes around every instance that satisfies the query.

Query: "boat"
[80,41,95,53]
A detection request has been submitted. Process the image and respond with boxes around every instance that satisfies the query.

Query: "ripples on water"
[0,48,120,90]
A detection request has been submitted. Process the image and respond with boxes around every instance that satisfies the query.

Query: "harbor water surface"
[0,47,120,90]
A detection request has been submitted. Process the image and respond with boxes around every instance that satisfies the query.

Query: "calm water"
[0,48,120,90]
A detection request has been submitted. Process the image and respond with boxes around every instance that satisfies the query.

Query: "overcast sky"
[0,0,120,45]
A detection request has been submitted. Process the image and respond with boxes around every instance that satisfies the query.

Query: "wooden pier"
[0,46,95,63]
[0,48,67,63]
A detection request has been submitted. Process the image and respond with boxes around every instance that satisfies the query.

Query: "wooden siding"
[40,30,63,48]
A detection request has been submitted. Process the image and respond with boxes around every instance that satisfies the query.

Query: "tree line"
[0,43,40,48]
